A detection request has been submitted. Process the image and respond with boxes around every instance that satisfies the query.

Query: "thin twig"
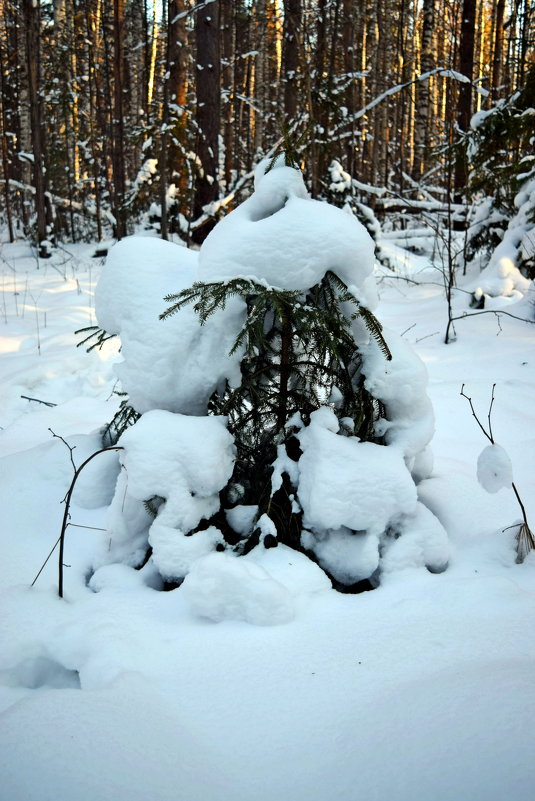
[49,428,76,472]
[451,309,535,326]
[415,330,440,343]
[21,395,57,407]
[31,535,61,587]
[487,383,496,444]
[460,384,493,443]
[57,446,123,598]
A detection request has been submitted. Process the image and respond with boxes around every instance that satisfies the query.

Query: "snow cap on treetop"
[198,157,378,306]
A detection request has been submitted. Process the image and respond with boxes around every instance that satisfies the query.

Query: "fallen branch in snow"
[460,384,534,563]
[450,309,535,327]
[21,395,57,407]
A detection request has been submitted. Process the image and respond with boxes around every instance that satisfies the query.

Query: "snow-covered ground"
[1,232,534,801]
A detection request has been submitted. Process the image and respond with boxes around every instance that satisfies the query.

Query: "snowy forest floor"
[0,233,534,801]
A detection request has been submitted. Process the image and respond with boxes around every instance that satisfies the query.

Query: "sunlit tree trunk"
[111,0,127,239]
[413,0,435,180]
[23,0,51,255]
[454,0,476,198]
[193,0,220,241]
[491,0,505,97]
[282,0,301,120]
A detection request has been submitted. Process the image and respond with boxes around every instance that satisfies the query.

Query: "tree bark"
[112,0,127,239]
[282,0,301,121]
[23,0,51,255]
[454,0,476,199]
[192,0,221,242]
[413,0,435,180]
[168,0,189,214]
[491,0,505,95]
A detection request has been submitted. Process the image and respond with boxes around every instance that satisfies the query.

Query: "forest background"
[1,0,534,254]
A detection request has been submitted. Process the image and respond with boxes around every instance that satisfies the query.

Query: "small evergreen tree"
[161,271,391,561]
[93,153,448,592]
[466,66,535,278]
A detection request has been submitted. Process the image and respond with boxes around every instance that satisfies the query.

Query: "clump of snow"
[477,444,514,493]
[297,408,417,534]
[95,236,244,414]
[296,407,427,584]
[361,328,435,464]
[381,502,449,575]
[302,527,380,586]
[181,551,296,625]
[198,161,378,307]
[470,174,534,300]
[94,468,154,569]
[246,543,332,596]
[473,252,530,298]
[103,411,235,579]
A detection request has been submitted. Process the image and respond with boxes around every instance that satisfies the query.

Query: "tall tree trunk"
[160,1,169,241]
[112,0,127,239]
[23,0,50,256]
[454,0,477,200]
[282,0,301,121]
[192,0,220,242]
[413,0,435,180]
[253,0,267,157]
[168,0,189,214]
[491,0,505,97]
[342,0,356,176]
[0,20,14,242]
[221,0,234,190]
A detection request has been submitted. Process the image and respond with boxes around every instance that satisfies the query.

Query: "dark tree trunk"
[192,0,220,242]
[112,0,126,239]
[221,0,234,191]
[454,0,476,200]
[168,0,189,216]
[282,0,301,121]
[491,0,506,96]
[413,0,435,180]
[23,0,51,256]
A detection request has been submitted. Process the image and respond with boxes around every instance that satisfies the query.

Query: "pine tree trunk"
[454,0,476,201]
[168,0,189,214]
[413,0,435,180]
[221,0,234,191]
[282,0,301,121]
[192,0,221,242]
[160,1,169,241]
[491,0,505,97]
[0,30,14,242]
[111,0,127,239]
[23,0,50,255]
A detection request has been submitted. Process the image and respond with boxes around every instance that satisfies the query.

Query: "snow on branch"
[331,67,488,137]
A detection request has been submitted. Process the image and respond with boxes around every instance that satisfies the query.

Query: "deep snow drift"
[0,199,534,800]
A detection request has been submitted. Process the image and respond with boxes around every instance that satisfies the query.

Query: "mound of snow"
[297,407,417,534]
[181,551,295,625]
[100,411,235,579]
[198,160,378,307]
[95,236,244,414]
[477,444,513,493]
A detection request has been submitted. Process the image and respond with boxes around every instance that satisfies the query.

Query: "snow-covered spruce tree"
[464,66,535,304]
[93,156,449,591]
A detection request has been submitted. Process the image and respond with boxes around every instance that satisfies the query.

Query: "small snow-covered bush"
[466,67,535,304]
[94,156,448,592]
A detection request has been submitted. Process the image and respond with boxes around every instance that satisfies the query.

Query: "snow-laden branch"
[171,0,216,25]
[331,67,488,137]
[1,179,110,222]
